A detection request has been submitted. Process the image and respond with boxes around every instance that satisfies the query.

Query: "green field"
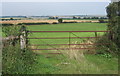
[26,23,118,74]
[27,23,107,49]
[27,23,107,44]
[2,23,118,74]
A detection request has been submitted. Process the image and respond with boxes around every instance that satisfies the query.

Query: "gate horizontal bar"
[28,37,100,39]
[32,48,96,50]
[36,53,62,54]
[29,43,110,46]
[29,31,109,33]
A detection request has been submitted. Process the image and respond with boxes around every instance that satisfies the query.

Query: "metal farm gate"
[27,31,110,54]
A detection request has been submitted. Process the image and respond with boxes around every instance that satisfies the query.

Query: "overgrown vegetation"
[2,44,37,74]
[105,1,120,54]
[2,25,37,74]
[95,34,119,56]
[95,1,120,56]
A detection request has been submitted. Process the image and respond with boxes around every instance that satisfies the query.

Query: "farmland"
[2,21,118,74]
[24,23,118,74]
[0,19,99,24]
[27,23,107,47]
[1,1,120,75]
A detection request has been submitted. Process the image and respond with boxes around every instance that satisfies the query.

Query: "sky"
[1,0,111,2]
[1,0,110,16]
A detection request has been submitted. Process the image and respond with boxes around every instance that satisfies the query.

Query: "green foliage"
[96,34,119,56]
[58,18,63,23]
[2,44,37,74]
[106,2,120,49]
[2,25,21,37]
[2,25,37,74]
[100,53,112,58]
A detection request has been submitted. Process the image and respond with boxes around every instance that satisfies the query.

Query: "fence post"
[20,26,27,49]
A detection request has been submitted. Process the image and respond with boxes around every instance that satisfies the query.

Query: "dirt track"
[0,19,99,24]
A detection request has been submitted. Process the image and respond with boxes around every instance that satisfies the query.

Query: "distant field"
[0,19,99,24]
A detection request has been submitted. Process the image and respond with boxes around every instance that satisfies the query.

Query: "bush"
[95,34,119,56]
[58,18,63,23]
[2,44,37,74]
[2,25,37,74]
[10,18,13,20]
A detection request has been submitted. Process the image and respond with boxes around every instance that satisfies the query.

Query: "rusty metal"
[27,37,101,39]
[29,31,109,33]
[29,43,110,46]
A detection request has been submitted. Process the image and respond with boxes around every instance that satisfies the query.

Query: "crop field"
[0,19,99,24]
[25,23,118,74]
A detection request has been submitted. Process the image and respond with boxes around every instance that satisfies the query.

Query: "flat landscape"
[2,1,119,75]
[25,23,118,74]
[2,21,118,74]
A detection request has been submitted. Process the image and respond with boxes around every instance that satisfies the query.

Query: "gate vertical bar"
[69,32,71,49]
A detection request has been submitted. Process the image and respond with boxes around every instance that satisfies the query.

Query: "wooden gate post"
[20,26,27,49]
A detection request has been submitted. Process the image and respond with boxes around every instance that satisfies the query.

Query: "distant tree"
[78,17,81,19]
[87,17,91,19]
[58,18,63,23]
[83,17,87,19]
[73,16,77,19]
[49,17,55,19]
[10,18,13,20]
[91,17,99,19]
